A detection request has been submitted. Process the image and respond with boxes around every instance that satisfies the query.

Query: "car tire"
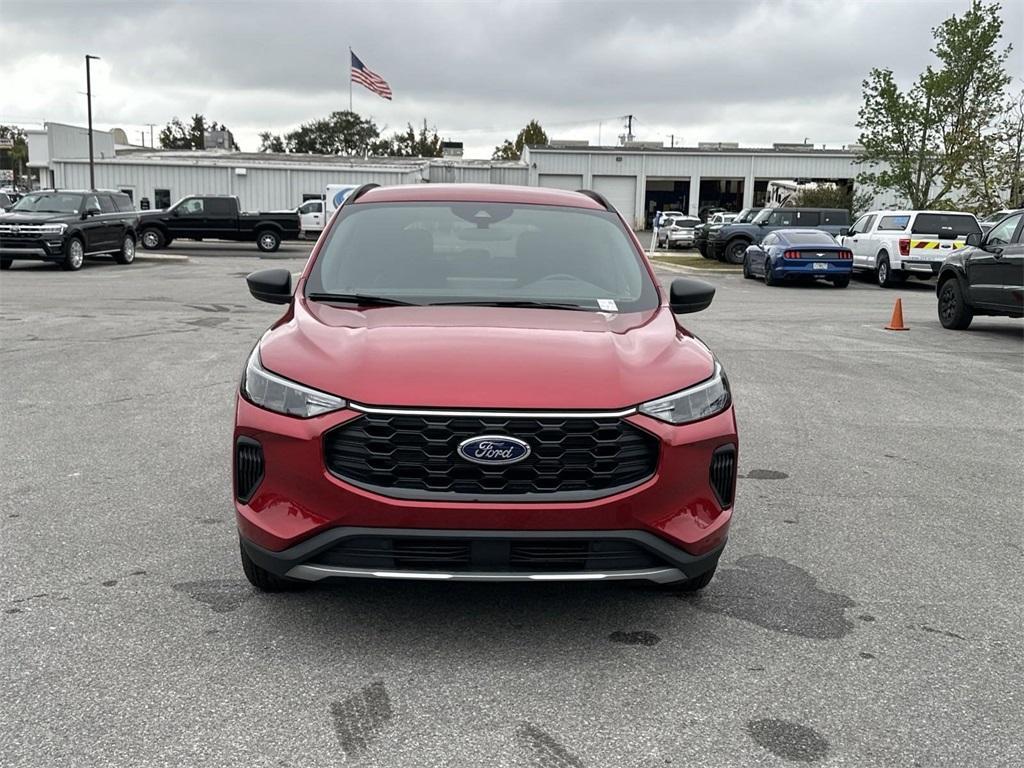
[832,276,850,288]
[239,540,299,592]
[141,227,165,250]
[698,244,712,259]
[113,234,136,264]
[62,236,85,271]
[876,253,903,288]
[724,239,748,265]
[0,258,11,270]
[764,258,777,286]
[938,277,973,330]
[742,255,754,279]
[256,230,281,253]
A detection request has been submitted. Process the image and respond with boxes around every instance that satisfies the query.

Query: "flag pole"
[348,48,353,112]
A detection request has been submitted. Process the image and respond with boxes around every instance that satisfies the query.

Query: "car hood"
[0,211,71,224]
[258,300,715,410]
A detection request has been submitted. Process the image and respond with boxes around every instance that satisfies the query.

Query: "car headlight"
[639,362,731,424]
[241,345,345,418]
[39,223,67,235]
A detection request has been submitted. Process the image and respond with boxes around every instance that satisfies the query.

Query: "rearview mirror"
[246,268,292,304]
[965,232,982,248]
[669,277,715,315]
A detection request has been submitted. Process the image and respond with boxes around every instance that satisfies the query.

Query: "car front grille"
[310,535,664,572]
[323,412,659,499]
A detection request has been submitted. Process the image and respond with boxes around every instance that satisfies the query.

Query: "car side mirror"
[840,227,852,237]
[171,208,180,217]
[246,268,292,304]
[965,232,982,248]
[669,277,715,314]
[82,206,101,219]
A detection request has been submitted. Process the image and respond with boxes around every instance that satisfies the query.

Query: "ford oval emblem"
[457,435,531,465]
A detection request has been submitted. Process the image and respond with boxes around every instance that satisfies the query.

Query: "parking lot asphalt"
[1,244,1022,768]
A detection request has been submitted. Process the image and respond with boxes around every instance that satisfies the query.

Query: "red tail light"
[840,250,853,259]
[899,238,910,256]
[783,250,801,259]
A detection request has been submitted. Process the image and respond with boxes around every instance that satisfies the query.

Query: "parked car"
[979,209,1014,234]
[696,208,760,259]
[936,209,1023,329]
[235,183,737,593]
[709,207,850,264]
[653,210,687,229]
[742,229,853,287]
[298,199,325,238]
[839,210,982,287]
[657,215,701,248]
[0,189,138,271]
[137,195,300,252]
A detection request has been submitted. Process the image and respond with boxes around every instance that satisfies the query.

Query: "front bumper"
[0,239,66,261]
[234,397,737,582]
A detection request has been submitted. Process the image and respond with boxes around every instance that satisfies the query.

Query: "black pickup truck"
[0,189,139,271]
[137,195,300,252]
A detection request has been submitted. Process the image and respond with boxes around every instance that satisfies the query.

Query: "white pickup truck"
[840,210,983,287]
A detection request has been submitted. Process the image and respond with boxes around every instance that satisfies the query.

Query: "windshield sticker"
[597,299,618,312]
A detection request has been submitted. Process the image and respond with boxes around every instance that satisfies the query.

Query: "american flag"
[350,51,392,101]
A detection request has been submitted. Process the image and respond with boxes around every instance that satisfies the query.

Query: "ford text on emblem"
[457,435,531,465]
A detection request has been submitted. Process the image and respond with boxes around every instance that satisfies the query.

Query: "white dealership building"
[28,123,891,229]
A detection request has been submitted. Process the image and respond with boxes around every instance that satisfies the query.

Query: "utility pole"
[147,123,156,149]
[85,54,100,190]
[625,114,634,143]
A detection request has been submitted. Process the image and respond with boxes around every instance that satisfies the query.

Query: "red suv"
[235,184,737,592]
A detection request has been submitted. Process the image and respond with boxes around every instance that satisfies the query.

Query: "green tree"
[160,114,237,150]
[257,131,286,153]
[0,125,29,186]
[855,1,1012,209]
[492,119,548,160]
[377,120,444,157]
[284,111,381,155]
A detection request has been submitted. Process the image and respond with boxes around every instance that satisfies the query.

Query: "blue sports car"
[743,229,854,287]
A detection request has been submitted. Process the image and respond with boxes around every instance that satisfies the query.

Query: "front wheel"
[141,227,165,250]
[113,234,136,264]
[698,244,712,259]
[724,239,749,265]
[62,237,85,271]
[938,278,973,330]
[256,230,281,253]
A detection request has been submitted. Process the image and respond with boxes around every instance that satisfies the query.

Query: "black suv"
[0,190,139,271]
[708,207,850,263]
[936,210,1023,329]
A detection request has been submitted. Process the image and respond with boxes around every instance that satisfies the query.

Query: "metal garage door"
[592,175,638,228]
[538,174,583,190]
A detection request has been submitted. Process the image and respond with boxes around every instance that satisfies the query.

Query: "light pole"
[85,54,100,190]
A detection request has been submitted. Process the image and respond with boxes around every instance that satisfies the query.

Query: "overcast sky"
[3,0,1022,158]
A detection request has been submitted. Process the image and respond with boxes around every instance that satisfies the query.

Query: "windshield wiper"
[430,299,591,311]
[306,292,419,307]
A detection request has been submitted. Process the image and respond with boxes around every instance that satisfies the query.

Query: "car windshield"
[737,209,759,223]
[784,231,836,245]
[10,192,83,214]
[751,209,773,224]
[307,202,659,312]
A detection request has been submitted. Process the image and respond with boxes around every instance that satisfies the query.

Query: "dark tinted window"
[795,211,820,226]
[911,213,981,238]
[987,213,1022,246]
[786,231,837,245]
[820,210,849,225]
[878,215,910,231]
[308,202,658,312]
[205,197,236,216]
[767,210,797,226]
[113,193,134,212]
[98,195,117,214]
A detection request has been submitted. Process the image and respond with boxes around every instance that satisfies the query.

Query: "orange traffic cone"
[885,298,909,331]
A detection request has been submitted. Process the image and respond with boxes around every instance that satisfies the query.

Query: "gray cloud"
[3,0,1021,156]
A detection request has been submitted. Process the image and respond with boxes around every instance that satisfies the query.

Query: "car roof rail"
[575,189,614,212]
[345,183,380,206]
